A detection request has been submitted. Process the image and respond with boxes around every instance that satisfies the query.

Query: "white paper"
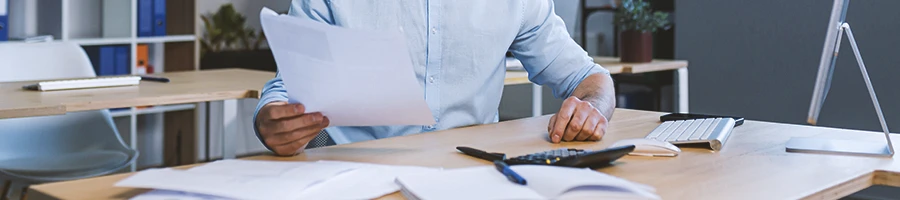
[296,161,442,199]
[117,160,357,200]
[396,166,545,200]
[130,190,229,200]
[259,7,435,126]
[512,165,660,199]
[395,165,660,200]
[125,160,442,200]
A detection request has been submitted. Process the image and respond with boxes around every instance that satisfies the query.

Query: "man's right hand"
[256,101,329,156]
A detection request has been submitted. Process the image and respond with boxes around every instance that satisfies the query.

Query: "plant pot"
[619,30,653,63]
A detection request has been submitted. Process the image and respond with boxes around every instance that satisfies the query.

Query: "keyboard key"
[699,118,723,139]
[690,118,716,140]
[646,121,673,139]
[666,119,694,142]
[655,120,684,141]
[677,119,704,141]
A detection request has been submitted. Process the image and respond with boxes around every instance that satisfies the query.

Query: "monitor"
[807,0,849,125]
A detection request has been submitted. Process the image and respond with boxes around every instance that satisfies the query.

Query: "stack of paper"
[116,160,440,200]
[395,165,660,200]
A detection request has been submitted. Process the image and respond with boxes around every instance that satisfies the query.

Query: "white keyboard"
[645,118,736,151]
[22,76,141,91]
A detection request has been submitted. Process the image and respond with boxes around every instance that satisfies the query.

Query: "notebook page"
[395,166,543,200]
[512,165,660,199]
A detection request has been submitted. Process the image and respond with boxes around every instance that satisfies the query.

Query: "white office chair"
[0,42,138,199]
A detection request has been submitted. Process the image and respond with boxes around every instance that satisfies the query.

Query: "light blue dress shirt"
[254,0,610,146]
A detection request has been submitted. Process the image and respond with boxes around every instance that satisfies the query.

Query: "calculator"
[456,145,635,169]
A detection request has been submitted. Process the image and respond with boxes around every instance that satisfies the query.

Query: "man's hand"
[256,101,329,156]
[548,96,609,143]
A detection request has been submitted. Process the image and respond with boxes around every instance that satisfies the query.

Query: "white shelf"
[110,104,197,117]
[68,37,133,46]
[136,35,197,44]
[62,35,197,46]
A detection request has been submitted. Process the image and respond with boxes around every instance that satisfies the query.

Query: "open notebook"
[396,165,660,200]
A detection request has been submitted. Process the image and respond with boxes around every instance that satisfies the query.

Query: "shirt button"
[431,28,436,34]
[428,76,435,83]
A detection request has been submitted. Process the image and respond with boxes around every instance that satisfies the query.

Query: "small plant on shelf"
[200,4,266,56]
[199,4,278,72]
[613,0,670,63]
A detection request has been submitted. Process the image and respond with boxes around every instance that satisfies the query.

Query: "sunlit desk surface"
[29,109,900,200]
[0,69,273,119]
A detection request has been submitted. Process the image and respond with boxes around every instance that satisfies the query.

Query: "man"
[254,0,616,156]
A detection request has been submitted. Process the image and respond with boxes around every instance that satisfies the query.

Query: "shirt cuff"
[253,93,290,153]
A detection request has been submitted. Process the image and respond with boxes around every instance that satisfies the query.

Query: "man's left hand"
[548,96,609,143]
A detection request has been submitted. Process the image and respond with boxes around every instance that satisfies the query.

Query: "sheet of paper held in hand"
[259,7,435,126]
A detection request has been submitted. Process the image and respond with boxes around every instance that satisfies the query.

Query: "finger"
[265,103,306,120]
[589,115,608,141]
[563,101,591,141]
[548,114,558,133]
[264,114,327,146]
[262,112,323,135]
[270,130,320,156]
[551,97,579,143]
[574,111,601,141]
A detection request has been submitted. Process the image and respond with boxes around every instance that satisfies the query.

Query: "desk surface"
[503,56,688,85]
[2,58,686,119]
[28,109,900,200]
[0,69,275,119]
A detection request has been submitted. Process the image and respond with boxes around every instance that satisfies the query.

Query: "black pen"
[140,76,170,83]
[493,160,527,185]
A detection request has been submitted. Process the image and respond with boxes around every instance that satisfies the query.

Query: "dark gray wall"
[676,0,900,132]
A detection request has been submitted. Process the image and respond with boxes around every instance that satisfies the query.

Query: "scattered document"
[116,160,357,199]
[395,165,660,200]
[296,161,441,199]
[119,160,442,200]
[258,7,435,126]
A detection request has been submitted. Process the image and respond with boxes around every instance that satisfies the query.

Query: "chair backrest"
[0,42,133,160]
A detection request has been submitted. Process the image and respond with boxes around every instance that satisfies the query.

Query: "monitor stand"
[786,23,894,157]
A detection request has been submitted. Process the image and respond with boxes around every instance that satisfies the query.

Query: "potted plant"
[199,4,277,72]
[614,0,670,63]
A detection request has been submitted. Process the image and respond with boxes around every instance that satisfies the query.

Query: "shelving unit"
[4,0,198,171]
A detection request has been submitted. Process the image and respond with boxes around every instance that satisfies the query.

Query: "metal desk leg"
[221,99,240,159]
[676,68,689,113]
[532,83,543,117]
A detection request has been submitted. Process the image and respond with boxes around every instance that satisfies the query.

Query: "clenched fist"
[256,101,329,156]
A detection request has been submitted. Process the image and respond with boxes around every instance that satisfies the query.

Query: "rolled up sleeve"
[508,0,610,99]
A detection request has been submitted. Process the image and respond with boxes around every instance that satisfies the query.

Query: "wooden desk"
[505,56,689,117]
[0,69,276,160]
[28,109,900,199]
[0,69,274,119]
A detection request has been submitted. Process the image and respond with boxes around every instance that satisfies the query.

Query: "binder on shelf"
[89,46,117,76]
[114,46,130,75]
[0,0,8,41]
[137,0,153,37]
[136,44,149,74]
[152,0,166,36]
